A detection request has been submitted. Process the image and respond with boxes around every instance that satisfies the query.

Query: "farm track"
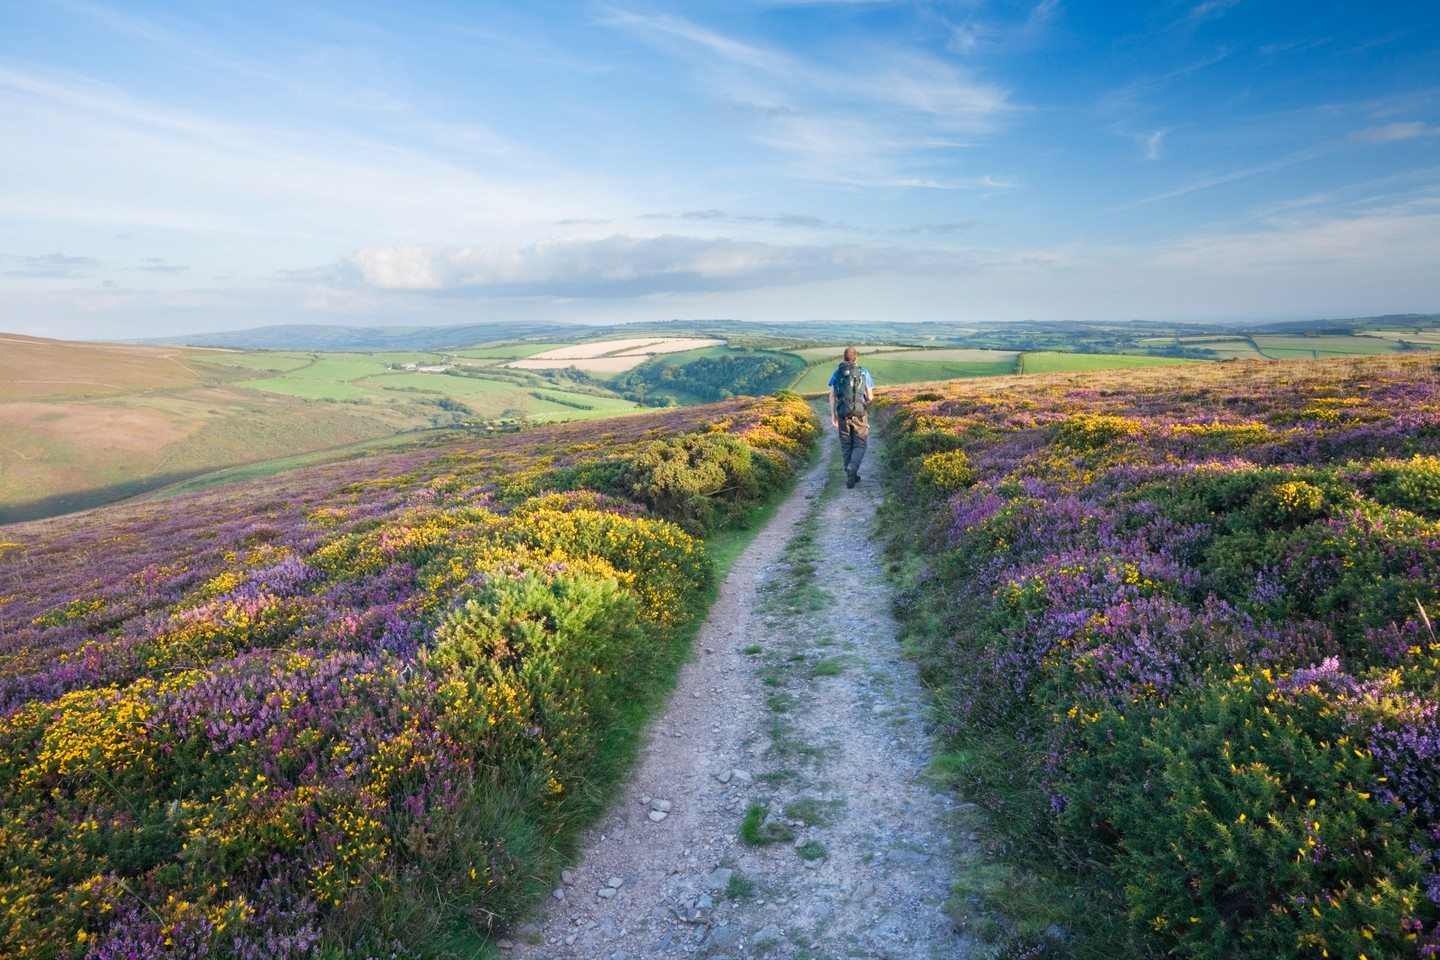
[510,426,976,960]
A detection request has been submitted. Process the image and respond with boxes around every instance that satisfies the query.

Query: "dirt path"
[510,426,976,960]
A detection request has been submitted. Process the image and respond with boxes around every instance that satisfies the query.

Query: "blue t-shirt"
[828,365,874,391]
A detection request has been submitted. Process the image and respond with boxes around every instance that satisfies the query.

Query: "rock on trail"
[511,426,978,960]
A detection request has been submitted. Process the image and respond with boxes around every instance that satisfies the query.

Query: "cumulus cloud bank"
[333,234,960,297]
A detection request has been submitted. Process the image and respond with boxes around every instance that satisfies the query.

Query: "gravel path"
[508,426,976,960]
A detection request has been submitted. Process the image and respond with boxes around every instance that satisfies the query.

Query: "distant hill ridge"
[136,321,579,351]
[137,314,1440,352]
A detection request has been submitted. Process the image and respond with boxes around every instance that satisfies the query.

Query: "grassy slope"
[0,336,644,524]
[791,353,1020,394]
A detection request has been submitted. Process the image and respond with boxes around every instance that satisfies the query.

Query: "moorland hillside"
[881,354,1440,958]
[0,393,816,958]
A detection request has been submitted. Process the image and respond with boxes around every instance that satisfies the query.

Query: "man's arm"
[864,369,874,403]
[829,386,838,427]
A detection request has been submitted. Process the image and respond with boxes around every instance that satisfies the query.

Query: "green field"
[221,348,646,420]
[791,353,1018,393]
[1019,351,1198,374]
[235,374,376,401]
[1140,335,1266,359]
[196,350,318,373]
[1137,333,1419,361]
[1251,334,1403,359]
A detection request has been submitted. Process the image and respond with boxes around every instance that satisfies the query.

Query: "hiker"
[829,346,874,489]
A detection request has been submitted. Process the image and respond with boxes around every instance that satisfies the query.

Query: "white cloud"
[328,235,966,297]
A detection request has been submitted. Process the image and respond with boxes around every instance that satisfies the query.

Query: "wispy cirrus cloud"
[1118,142,1337,208]
[1186,0,1243,22]
[892,221,979,236]
[138,257,189,274]
[0,64,611,240]
[603,8,1013,188]
[1,252,101,278]
[1353,121,1440,143]
[1139,129,1168,159]
[941,0,1064,55]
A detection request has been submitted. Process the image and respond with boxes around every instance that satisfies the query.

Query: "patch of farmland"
[504,338,726,372]
[872,348,1019,363]
[610,338,725,356]
[791,353,1016,393]
[1190,338,1267,359]
[507,355,650,372]
[1136,336,1266,359]
[1251,334,1403,358]
[1019,351,1199,373]
[453,342,570,359]
[235,374,376,402]
[1362,329,1440,345]
[514,338,672,360]
[194,350,318,374]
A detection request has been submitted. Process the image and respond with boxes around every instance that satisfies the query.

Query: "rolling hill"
[0,334,645,523]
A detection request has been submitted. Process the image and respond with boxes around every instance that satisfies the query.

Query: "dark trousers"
[838,415,869,474]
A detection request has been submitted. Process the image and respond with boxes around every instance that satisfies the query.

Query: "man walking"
[829,346,874,489]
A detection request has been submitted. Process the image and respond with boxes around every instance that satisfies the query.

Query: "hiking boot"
[845,470,857,489]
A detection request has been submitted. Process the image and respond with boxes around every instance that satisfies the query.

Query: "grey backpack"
[835,362,867,418]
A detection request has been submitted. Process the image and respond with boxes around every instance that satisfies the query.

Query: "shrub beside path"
[511,427,977,960]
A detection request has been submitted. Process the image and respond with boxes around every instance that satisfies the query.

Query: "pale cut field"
[1361,330,1440,344]
[611,338,723,356]
[507,355,649,372]
[518,338,671,360]
[503,337,725,371]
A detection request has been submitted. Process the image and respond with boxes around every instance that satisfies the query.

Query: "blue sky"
[1,0,1437,338]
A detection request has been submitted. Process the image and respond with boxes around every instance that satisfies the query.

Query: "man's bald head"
[843,346,858,362]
